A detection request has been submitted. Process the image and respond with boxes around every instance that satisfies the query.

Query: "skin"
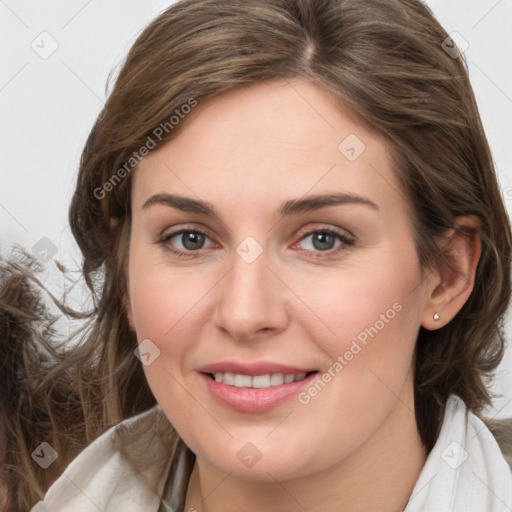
[124,79,481,512]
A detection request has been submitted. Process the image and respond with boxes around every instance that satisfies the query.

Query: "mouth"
[204,370,318,388]
[199,368,320,413]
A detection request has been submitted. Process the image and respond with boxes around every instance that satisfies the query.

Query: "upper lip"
[197,361,318,376]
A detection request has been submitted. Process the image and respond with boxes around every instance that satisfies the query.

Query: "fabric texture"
[404,395,512,511]
[30,406,171,512]
[31,395,512,511]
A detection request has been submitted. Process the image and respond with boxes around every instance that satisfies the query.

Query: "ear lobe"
[421,215,481,330]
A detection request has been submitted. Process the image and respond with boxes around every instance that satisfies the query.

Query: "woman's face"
[126,79,435,481]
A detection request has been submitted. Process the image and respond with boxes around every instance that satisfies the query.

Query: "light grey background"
[1,0,511,416]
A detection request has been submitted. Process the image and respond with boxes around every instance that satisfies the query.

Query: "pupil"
[313,232,334,251]
[183,232,204,250]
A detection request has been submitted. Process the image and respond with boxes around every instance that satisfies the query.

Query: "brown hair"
[1,0,511,509]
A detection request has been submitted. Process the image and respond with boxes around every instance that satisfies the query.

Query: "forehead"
[132,79,405,220]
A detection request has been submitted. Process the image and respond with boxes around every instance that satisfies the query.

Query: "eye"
[158,228,216,257]
[293,226,355,257]
[157,224,355,259]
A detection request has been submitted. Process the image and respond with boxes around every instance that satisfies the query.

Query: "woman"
[1,0,511,510]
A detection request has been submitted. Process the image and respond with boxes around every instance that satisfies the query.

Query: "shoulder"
[405,395,512,512]
[440,395,512,470]
[30,406,171,512]
[462,397,512,473]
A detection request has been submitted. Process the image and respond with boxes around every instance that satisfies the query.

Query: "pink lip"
[198,371,318,413]
[196,360,316,376]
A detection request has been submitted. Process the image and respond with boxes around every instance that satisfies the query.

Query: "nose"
[213,248,289,342]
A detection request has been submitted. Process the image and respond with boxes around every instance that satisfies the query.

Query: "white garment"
[30,406,170,512]
[31,395,511,511]
[404,395,512,511]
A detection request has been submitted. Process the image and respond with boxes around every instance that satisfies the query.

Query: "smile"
[208,371,316,388]
[199,370,319,413]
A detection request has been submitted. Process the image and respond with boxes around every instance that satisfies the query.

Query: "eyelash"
[157,225,355,259]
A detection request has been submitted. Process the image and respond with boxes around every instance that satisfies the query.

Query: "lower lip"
[199,372,317,413]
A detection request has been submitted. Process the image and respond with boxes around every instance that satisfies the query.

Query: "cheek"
[289,256,420,362]
[128,238,214,343]
[285,248,423,422]
[127,251,224,408]
[279,256,421,465]
[128,260,212,419]
[130,272,195,340]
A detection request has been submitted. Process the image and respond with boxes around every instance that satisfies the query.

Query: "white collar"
[404,395,512,511]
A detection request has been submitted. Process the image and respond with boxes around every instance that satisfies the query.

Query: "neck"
[184,384,426,512]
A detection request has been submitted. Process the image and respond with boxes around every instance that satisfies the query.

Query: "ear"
[421,215,481,330]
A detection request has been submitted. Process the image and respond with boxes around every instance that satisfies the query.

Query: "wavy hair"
[1,0,511,509]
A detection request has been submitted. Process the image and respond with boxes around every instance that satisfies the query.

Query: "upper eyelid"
[161,225,215,240]
[294,223,354,240]
[161,222,351,237]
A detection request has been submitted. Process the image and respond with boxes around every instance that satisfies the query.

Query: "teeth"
[284,373,295,384]
[212,371,310,388]
[234,374,252,387]
[252,374,271,388]
[270,373,284,386]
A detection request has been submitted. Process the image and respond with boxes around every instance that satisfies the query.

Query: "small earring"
[433,312,440,321]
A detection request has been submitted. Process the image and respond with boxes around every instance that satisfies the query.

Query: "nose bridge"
[213,242,286,339]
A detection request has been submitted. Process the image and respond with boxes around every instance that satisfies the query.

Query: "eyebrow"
[141,192,379,218]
